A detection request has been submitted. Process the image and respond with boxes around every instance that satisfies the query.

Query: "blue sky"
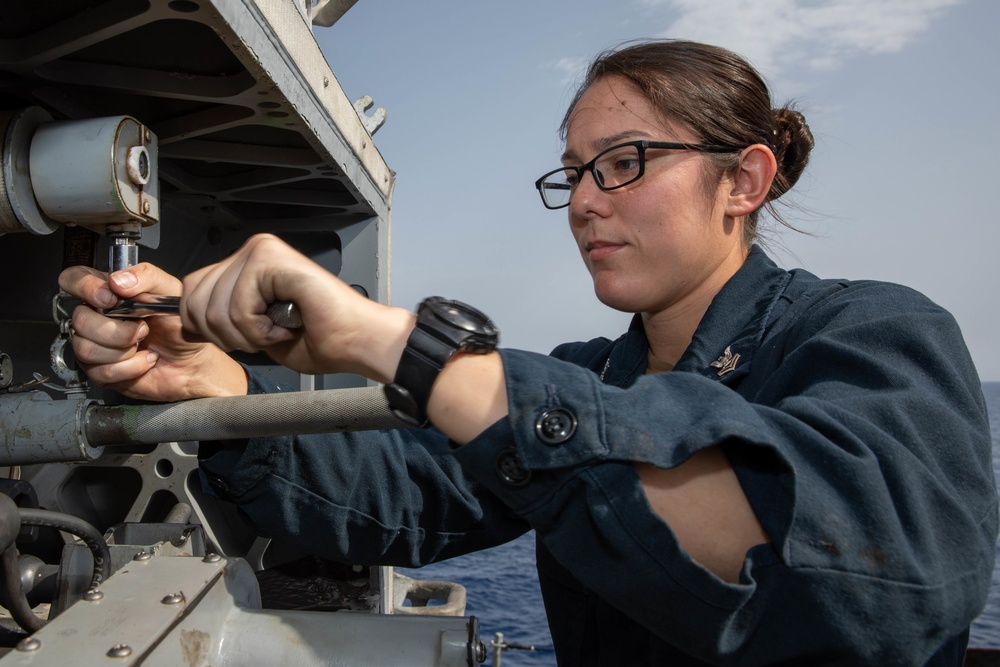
[317,0,999,381]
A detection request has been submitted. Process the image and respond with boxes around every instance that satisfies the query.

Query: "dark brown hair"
[561,40,814,245]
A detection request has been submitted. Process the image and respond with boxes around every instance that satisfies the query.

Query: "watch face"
[430,299,497,336]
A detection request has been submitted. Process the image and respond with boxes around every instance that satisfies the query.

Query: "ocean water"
[402,382,1000,665]
[970,381,1000,647]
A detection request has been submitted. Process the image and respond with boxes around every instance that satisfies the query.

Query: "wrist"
[186,348,250,397]
[338,302,416,383]
[383,297,499,427]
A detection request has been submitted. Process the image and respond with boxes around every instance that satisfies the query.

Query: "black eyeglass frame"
[534,140,745,210]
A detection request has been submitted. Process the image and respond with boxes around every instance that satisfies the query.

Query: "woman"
[61,40,995,665]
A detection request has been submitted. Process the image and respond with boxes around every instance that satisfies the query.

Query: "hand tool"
[102,295,303,328]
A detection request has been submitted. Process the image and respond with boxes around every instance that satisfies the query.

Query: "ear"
[725,144,777,218]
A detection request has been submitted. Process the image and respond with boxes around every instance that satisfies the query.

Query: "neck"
[641,306,704,371]
[641,245,748,369]
[646,347,675,374]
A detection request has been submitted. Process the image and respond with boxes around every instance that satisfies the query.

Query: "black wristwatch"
[384,297,499,427]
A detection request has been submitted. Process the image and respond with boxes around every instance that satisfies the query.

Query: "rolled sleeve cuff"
[453,348,612,513]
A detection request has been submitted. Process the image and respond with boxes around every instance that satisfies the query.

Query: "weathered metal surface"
[0,553,482,666]
[0,392,101,465]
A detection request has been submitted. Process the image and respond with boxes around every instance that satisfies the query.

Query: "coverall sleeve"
[451,281,997,664]
[198,371,529,568]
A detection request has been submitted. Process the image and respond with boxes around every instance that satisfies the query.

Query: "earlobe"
[726,145,778,218]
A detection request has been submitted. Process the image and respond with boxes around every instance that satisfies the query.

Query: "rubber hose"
[0,496,34,634]
[0,494,20,554]
[0,545,42,633]
[18,509,110,591]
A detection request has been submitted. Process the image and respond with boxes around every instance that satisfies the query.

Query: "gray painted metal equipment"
[0,1,487,664]
[0,551,481,667]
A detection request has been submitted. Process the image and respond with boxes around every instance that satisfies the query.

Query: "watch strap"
[384,297,498,427]
[387,325,457,426]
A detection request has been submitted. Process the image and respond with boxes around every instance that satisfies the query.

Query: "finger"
[78,350,159,387]
[108,262,183,300]
[58,266,117,308]
[182,257,247,348]
[72,306,150,352]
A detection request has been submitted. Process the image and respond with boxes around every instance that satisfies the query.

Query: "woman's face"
[564,75,747,317]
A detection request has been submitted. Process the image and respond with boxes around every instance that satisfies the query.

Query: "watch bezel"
[421,297,499,348]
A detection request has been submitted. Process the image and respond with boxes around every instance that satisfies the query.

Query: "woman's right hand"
[58,263,248,402]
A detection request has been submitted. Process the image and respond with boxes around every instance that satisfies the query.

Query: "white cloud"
[647,0,965,77]
[547,55,591,86]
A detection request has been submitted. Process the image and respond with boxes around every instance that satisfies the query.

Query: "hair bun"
[770,107,814,199]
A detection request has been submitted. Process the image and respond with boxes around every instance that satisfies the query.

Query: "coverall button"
[496,447,531,487]
[535,408,578,445]
[209,476,229,495]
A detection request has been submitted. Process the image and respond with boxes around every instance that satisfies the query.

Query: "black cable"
[0,494,19,555]
[0,495,36,635]
[17,509,111,591]
[0,508,112,635]
[0,545,42,633]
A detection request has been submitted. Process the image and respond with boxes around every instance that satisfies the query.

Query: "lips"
[585,240,624,262]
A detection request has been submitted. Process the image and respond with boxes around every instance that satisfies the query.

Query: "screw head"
[107,644,132,658]
[161,592,184,605]
[16,637,41,652]
[203,553,222,563]
[133,550,152,561]
[84,589,105,601]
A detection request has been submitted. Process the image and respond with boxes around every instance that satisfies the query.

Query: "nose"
[568,168,606,218]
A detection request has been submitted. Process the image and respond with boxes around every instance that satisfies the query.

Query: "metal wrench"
[103,295,303,329]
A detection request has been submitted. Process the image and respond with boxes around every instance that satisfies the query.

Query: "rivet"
[16,637,41,652]
[84,589,105,601]
[161,593,184,605]
[142,200,151,214]
[133,550,151,561]
[203,553,222,563]
[107,644,132,658]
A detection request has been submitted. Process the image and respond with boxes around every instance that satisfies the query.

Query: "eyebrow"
[561,131,654,163]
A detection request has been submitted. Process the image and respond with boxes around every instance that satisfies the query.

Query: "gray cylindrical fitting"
[0,392,102,464]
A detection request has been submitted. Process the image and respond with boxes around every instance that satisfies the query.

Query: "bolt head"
[107,644,132,658]
[16,637,41,652]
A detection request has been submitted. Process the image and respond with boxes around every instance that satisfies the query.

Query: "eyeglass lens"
[539,143,644,208]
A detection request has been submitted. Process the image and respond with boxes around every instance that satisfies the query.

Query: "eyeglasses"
[534,140,744,210]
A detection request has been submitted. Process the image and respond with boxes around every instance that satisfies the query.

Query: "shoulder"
[779,269,953,330]
[764,271,981,399]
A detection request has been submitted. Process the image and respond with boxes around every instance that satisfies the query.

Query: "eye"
[610,157,640,173]
[596,145,642,179]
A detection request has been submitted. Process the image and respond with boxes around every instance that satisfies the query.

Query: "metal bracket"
[353,95,387,135]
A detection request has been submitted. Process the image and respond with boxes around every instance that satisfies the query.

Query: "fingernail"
[145,351,159,365]
[95,286,115,307]
[137,322,149,339]
[110,271,137,289]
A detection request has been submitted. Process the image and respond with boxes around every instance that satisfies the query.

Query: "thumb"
[108,262,183,299]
